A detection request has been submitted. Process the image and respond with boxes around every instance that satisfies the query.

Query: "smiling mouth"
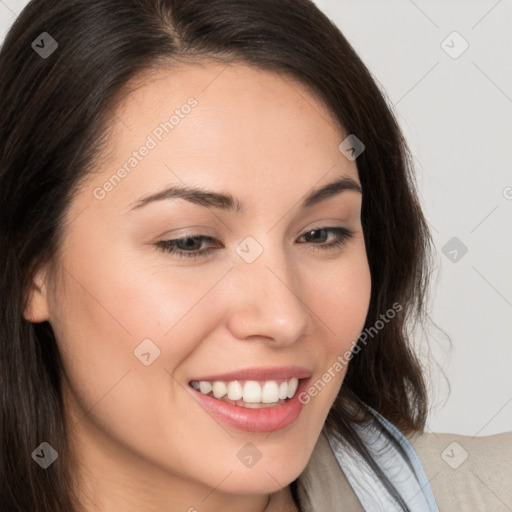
[188,377,301,408]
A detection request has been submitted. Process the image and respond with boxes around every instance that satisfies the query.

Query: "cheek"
[50,240,227,419]
[310,245,372,346]
[50,261,201,461]
[305,245,371,390]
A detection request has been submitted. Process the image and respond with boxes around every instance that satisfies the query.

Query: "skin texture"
[24,61,371,512]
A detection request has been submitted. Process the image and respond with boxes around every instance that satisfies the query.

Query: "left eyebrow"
[126,174,362,215]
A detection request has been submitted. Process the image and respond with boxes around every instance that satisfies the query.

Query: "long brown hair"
[0,0,434,510]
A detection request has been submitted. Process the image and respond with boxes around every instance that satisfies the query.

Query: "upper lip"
[189,365,313,383]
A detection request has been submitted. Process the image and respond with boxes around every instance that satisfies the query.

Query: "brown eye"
[297,227,355,252]
[156,235,219,259]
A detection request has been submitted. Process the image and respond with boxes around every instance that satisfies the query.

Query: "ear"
[23,266,51,323]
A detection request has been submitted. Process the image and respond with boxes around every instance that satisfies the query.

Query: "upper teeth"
[190,378,300,404]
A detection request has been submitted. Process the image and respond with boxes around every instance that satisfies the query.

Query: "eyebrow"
[127,175,362,214]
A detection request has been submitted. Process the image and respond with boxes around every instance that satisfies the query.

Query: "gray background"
[1,0,510,436]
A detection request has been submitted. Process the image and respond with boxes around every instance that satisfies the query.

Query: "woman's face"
[26,62,371,511]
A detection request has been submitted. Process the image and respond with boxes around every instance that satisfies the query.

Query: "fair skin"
[24,61,371,512]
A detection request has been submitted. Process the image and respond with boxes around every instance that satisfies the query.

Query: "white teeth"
[227,381,243,401]
[212,381,227,399]
[190,377,301,404]
[199,381,212,394]
[287,378,299,399]
[261,381,279,403]
[278,381,288,400]
[243,381,262,403]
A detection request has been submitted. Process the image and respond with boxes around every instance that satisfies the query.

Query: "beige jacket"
[295,428,512,511]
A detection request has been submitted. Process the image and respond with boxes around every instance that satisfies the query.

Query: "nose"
[224,241,310,347]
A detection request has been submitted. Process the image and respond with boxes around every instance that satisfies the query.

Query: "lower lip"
[188,378,311,433]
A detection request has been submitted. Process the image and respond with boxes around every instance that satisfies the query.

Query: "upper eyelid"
[169,225,353,240]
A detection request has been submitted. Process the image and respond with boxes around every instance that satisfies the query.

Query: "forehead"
[115,60,342,130]
[80,61,359,214]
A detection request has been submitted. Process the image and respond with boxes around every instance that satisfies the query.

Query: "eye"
[155,226,356,259]
[297,226,355,252]
[156,235,219,259]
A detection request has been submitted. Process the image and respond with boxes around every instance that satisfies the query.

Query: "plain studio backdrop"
[1,0,511,436]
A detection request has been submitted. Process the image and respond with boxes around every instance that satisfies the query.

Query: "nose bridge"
[225,235,309,344]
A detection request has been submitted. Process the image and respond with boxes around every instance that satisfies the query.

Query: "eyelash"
[156,226,356,260]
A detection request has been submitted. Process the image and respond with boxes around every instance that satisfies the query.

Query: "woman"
[0,0,438,510]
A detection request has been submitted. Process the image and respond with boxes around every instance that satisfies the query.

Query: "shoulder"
[324,412,440,511]
[407,430,512,512]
